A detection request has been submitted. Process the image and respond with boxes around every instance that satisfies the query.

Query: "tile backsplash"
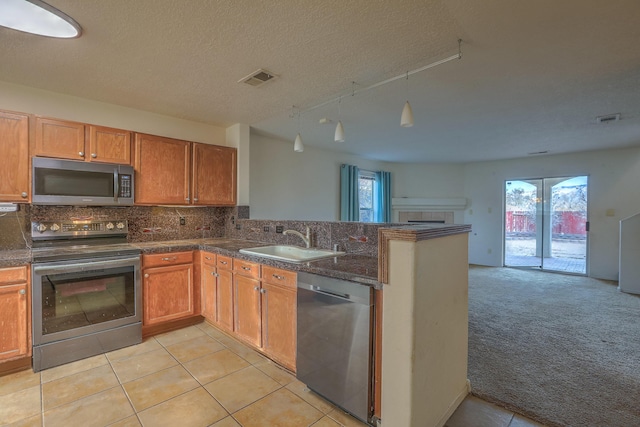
[2,203,391,258]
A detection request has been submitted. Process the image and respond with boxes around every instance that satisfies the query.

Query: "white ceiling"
[1,0,639,163]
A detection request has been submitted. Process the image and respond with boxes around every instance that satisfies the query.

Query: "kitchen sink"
[239,245,345,263]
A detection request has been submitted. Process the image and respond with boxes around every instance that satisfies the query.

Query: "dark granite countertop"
[0,238,381,287]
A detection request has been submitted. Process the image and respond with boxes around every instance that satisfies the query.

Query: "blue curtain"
[374,170,392,223]
[340,164,360,221]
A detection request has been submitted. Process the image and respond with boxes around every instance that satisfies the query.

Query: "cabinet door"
[0,283,29,361]
[143,263,194,325]
[234,275,262,347]
[134,133,190,205]
[34,117,85,160]
[192,143,236,206]
[201,263,217,322]
[0,111,30,202]
[217,269,234,331]
[88,125,132,164]
[261,283,296,370]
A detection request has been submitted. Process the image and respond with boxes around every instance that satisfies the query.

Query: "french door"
[504,176,588,274]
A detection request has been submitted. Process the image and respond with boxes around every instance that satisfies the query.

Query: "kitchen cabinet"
[192,143,236,206]
[34,117,131,164]
[0,110,30,202]
[134,134,237,206]
[233,259,262,347]
[0,266,31,363]
[261,266,297,371]
[134,133,191,205]
[216,256,234,331]
[142,252,196,328]
[200,252,217,321]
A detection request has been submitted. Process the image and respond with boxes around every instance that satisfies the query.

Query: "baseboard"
[0,356,32,377]
[434,379,471,427]
[142,315,204,338]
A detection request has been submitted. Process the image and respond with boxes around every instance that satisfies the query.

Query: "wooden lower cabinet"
[0,266,31,364]
[261,282,296,370]
[217,269,234,331]
[234,273,262,348]
[201,262,217,321]
[142,252,196,328]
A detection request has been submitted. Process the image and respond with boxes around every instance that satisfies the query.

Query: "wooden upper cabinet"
[88,125,132,164]
[34,117,85,160]
[0,110,30,202]
[34,117,131,164]
[192,143,237,206]
[134,133,191,205]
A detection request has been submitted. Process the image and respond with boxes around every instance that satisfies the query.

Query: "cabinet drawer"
[217,255,233,269]
[234,259,261,279]
[262,266,297,289]
[0,266,28,285]
[201,252,217,267]
[143,251,193,268]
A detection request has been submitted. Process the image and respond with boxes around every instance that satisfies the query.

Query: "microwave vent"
[596,113,621,124]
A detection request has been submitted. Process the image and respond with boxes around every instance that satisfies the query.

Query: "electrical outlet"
[231,216,235,224]
[276,226,284,233]
[263,226,270,232]
[179,217,186,226]
[236,224,241,230]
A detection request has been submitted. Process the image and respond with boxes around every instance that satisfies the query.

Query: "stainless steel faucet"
[283,226,311,248]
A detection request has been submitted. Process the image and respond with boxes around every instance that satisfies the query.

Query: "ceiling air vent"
[238,69,277,87]
[596,113,621,124]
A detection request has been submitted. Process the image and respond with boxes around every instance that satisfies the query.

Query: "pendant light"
[334,97,345,143]
[0,0,82,38]
[400,72,414,127]
[293,107,304,152]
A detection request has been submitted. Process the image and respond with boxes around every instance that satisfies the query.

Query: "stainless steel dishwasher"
[296,272,374,425]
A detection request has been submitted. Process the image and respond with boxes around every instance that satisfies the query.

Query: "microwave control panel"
[119,175,132,198]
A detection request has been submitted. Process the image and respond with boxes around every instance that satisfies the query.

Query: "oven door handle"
[33,256,140,275]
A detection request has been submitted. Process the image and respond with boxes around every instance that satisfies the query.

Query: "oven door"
[32,255,141,346]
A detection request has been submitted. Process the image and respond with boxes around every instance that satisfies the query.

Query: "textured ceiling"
[1,0,639,162]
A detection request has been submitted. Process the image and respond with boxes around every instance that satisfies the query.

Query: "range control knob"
[50,223,60,232]
[36,224,47,233]
[106,222,115,230]
[116,222,125,230]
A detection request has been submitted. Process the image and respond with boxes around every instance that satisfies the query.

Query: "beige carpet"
[468,266,640,427]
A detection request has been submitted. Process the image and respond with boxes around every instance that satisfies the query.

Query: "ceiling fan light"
[401,101,414,127]
[294,133,304,152]
[334,121,345,143]
[0,0,82,38]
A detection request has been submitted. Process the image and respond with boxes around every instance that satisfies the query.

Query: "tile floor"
[0,322,545,427]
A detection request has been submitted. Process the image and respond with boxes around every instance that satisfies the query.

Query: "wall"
[249,131,390,221]
[0,81,227,146]
[464,146,640,280]
[387,162,465,199]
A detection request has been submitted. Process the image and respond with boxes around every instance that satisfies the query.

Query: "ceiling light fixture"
[400,72,414,128]
[0,0,82,38]
[335,97,345,142]
[293,106,304,152]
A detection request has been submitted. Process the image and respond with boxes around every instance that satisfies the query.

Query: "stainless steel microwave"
[32,157,134,206]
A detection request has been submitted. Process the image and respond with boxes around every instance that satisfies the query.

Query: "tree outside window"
[359,171,376,222]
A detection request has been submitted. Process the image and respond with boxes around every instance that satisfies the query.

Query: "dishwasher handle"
[311,285,351,301]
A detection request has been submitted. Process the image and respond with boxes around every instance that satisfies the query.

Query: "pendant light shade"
[401,101,414,127]
[334,121,345,143]
[294,133,304,152]
[0,0,82,38]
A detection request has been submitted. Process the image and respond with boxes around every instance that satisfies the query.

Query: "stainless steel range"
[31,219,142,372]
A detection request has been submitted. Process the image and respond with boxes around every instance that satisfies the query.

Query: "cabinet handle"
[144,273,149,278]
[79,151,85,157]
[205,256,212,260]
[272,274,284,280]
[242,266,251,271]
[194,197,199,202]
[260,289,266,294]
[91,153,97,158]
[185,197,190,202]
[211,272,219,277]
[21,192,27,198]
[254,286,260,291]
[19,289,26,295]
[219,261,228,265]
[161,257,177,261]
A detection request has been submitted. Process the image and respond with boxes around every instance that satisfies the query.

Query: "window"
[359,170,376,222]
